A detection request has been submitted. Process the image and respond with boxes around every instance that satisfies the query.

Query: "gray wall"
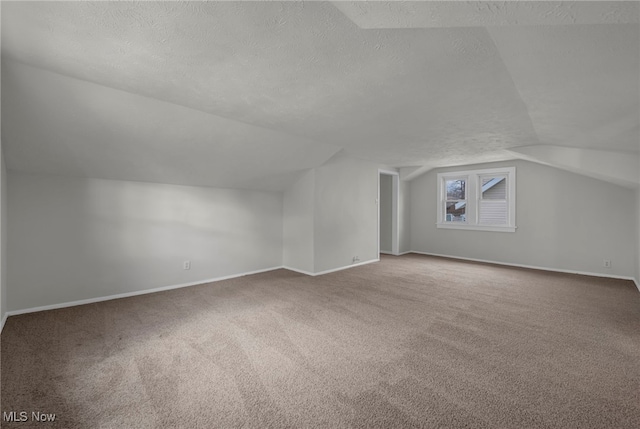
[0,146,6,326]
[313,153,379,273]
[8,172,283,312]
[6,154,635,314]
[379,174,392,253]
[284,154,385,275]
[637,188,640,285]
[399,180,411,254]
[411,159,636,278]
[0,14,4,327]
[283,170,315,273]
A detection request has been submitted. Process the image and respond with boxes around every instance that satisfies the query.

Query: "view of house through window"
[445,178,466,222]
[479,175,508,225]
[437,167,516,232]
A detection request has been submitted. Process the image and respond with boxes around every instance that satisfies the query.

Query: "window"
[445,178,467,223]
[437,167,516,232]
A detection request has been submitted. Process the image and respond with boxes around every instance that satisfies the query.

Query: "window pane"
[446,179,465,200]
[479,200,507,224]
[445,201,466,222]
[481,177,506,200]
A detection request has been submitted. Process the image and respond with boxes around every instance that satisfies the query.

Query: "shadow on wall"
[7,173,283,312]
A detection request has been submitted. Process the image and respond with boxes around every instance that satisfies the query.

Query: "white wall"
[379,174,392,253]
[313,153,379,273]
[7,172,283,312]
[283,170,315,273]
[411,159,636,278]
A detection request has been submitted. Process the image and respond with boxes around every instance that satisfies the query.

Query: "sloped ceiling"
[1,1,639,191]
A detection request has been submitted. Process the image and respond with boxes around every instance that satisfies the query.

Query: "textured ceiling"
[1,1,639,190]
[489,23,639,153]
[2,61,340,191]
[334,1,639,29]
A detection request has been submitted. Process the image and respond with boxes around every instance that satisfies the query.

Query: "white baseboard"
[5,259,378,319]
[5,260,382,318]
[380,251,411,256]
[410,251,640,289]
[282,266,315,276]
[314,258,379,276]
[5,266,283,318]
[5,255,637,321]
[283,258,379,277]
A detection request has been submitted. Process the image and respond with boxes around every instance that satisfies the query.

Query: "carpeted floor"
[2,254,639,428]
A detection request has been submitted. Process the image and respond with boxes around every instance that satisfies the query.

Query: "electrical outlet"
[183,260,191,270]
[603,259,611,268]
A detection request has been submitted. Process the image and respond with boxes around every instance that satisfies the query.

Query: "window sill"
[436,223,516,233]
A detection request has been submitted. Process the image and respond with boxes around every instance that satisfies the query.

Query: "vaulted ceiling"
[2,1,639,190]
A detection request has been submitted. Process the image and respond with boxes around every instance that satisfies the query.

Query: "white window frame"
[437,166,516,232]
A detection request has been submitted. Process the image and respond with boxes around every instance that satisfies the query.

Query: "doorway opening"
[378,170,399,257]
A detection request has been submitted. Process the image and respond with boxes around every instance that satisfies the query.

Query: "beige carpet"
[2,254,639,428]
